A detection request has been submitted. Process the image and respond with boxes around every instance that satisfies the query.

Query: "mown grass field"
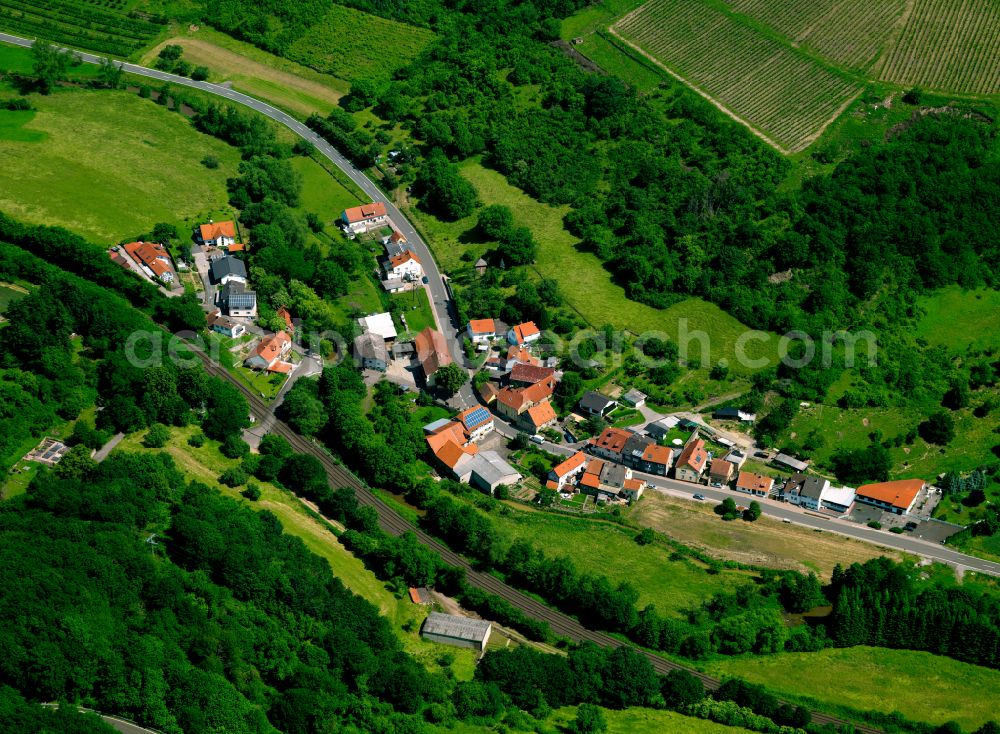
[706,646,1000,730]
[392,287,436,336]
[445,705,757,734]
[630,491,905,578]
[140,29,349,117]
[915,286,1000,353]
[115,424,481,679]
[290,155,363,225]
[411,159,778,375]
[488,503,751,613]
[286,4,435,82]
[0,89,240,243]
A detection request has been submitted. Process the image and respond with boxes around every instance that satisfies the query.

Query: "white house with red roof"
[384,249,423,281]
[198,220,236,248]
[546,451,587,491]
[123,241,175,285]
[245,332,293,372]
[674,438,709,483]
[467,319,497,343]
[341,202,388,234]
[507,321,540,346]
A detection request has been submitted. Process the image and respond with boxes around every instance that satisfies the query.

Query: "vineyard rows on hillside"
[724,0,905,71]
[876,0,1000,95]
[614,0,861,152]
[0,0,162,57]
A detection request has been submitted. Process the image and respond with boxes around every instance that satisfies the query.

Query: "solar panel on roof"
[463,407,490,427]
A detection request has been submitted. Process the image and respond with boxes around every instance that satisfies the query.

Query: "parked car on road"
[693,493,705,501]
[530,434,545,444]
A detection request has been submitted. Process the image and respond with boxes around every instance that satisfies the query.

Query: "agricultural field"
[487,502,752,613]
[0,0,164,57]
[140,29,349,117]
[410,159,779,375]
[0,88,240,243]
[629,492,905,578]
[285,4,435,83]
[723,0,906,72]
[706,646,1000,730]
[877,0,1000,95]
[612,0,862,152]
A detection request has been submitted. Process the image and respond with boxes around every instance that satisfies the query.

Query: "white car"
[530,434,545,444]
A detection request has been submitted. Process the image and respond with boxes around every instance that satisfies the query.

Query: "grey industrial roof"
[210,255,247,282]
[469,451,520,488]
[422,612,491,642]
[775,453,808,472]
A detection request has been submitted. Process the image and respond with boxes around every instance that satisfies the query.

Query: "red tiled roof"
[389,250,420,268]
[277,307,294,331]
[511,321,540,344]
[479,382,499,403]
[469,318,495,335]
[343,202,387,223]
[497,380,554,412]
[228,242,246,252]
[736,471,773,494]
[525,401,556,430]
[580,471,601,489]
[390,230,407,244]
[124,241,172,277]
[857,479,924,510]
[506,345,540,365]
[199,220,236,241]
[591,427,630,455]
[710,458,734,478]
[641,443,673,466]
[623,478,645,492]
[676,439,708,472]
[509,363,555,385]
[415,327,452,378]
[408,587,423,604]
[552,451,587,478]
[254,331,291,364]
[267,361,294,374]
[545,479,561,490]
[426,422,477,470]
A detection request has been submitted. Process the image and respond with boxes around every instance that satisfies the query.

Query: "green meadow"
[915,286,1000,353]
[0,89,240,243]
[287,4,435,82]
[487,503,751,613]
[707,646,1000,731]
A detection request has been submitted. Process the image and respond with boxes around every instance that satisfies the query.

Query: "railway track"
[196,354,881,734]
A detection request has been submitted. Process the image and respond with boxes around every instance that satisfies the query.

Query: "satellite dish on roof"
[672,438,683,446]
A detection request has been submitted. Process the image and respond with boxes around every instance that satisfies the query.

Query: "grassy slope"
[114,424,481,679]
[0,88,240,243]
[488,503,749,613]
[391,287,436,336]
[140,29,349,117]
[915,286,1000,353]
[629,492,905,578]
[706,646,1000,731]
[783,392,1000,481]
[291,155,364,223]
[410,159,778,374]
[286,4,435,83]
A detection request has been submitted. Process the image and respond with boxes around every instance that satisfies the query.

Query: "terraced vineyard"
[0,0,163,57]
[877,0,1000,95]
[613,0,861,152]
[723,0,906,71]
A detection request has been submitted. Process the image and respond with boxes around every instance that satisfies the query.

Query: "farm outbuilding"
[420,612,492,652]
